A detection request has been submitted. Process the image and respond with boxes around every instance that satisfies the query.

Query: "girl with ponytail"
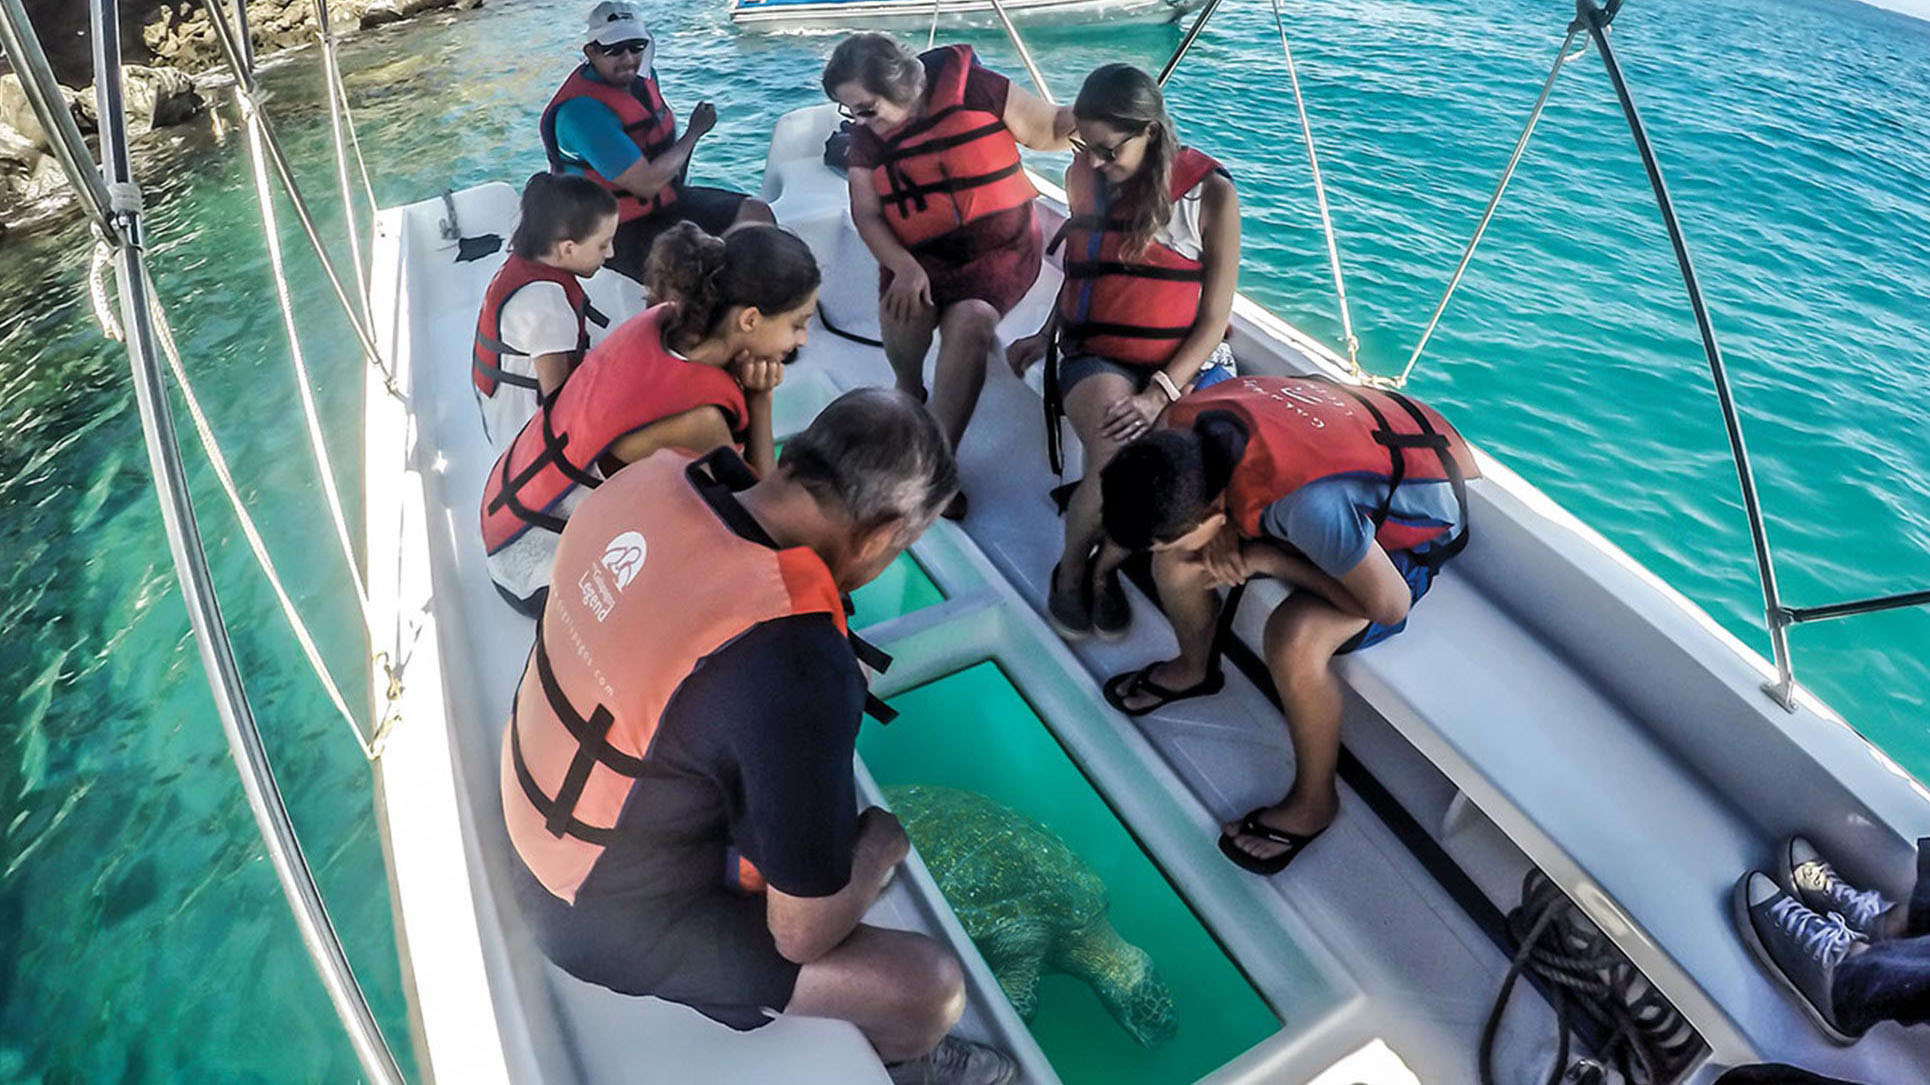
[472,172,619,451]
[1009,63,1243,640]
[478,221,822,615]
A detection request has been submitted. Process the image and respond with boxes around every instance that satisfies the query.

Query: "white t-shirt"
[478,280,582,452]
[1159,179,1209,261]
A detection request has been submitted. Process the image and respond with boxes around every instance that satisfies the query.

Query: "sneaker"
[886,1035,1018,1085]
[1045,561,1092,639]
[1733,871,1864,1044]
[1785,836,1894,938]
[1091,568,1130,639]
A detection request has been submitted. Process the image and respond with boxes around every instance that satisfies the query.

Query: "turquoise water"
[1,0,1926,1078]
[851,551,946,622]
[860,663,1280,1085]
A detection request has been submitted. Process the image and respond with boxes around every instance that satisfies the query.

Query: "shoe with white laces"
[885,1035,1018,1085]
[1734,871,1866,1044]
[1784,836,1895,938]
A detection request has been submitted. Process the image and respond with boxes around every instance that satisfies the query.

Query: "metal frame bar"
[201,0,392,374]
[1576,0,1800,709]
[80,1,406,1080]
[1783,588,1930,626]
[0,0,118,237]
[985,0,1055,103]
[1157,0,1227,86]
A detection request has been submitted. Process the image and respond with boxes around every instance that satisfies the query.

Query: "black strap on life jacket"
[689,452,901,725]
[476,294,610,393]
[881,160,1028,221]
[1323,379,1472,569]
[509,619,649,844]
[487,405,605,537]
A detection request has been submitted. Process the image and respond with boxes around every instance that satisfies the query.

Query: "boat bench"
[1224,563,1786,1068]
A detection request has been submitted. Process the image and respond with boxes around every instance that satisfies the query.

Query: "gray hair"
[780,388,958,528]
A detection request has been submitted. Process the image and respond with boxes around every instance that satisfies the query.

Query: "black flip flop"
[1101,663,1224,717]
[1218,808,1325,876]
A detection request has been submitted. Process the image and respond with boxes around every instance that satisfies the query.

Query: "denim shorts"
[1058,341,1236,399]
[1336,548,1438,655]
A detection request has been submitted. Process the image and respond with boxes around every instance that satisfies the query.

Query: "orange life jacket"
[869,45,1037,249]
[494,449,826,903]
[472,254,607,398]
[540,65,679,222]
[501,450,867,905]
[480,304,746,555]
[1164,376,1480,558]
[1054,147,1226,368]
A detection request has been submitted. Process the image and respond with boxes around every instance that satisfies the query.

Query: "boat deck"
[361,104,1930,1084]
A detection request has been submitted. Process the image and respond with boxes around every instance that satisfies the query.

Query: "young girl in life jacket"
[1008,64,1242,640]
[479,221,819,616]
[472,173,620,453]
[823,33,1075,519]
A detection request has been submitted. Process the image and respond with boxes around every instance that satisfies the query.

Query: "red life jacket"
[480,304,747,555]
[1054,147,1226,368]
[539,65,679,222]
[501,450,855,905]
[869,45,1037,249]
[472,254,607,398]
[1164,376,1480,557]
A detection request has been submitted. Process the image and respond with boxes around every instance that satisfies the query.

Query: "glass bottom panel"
[859,662,1280,1085]
[848,552,943,623]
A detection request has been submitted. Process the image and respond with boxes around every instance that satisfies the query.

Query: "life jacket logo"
[600,531,648,591]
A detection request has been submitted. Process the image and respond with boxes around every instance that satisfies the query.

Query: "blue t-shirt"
[553,67,663,180]
[1198,411,1465,577]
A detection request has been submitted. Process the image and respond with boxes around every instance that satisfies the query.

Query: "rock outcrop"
[0,0,476,236]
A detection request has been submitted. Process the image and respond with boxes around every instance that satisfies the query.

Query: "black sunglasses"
[594,39,649,56]
[1070,130,1144,164]
[836,102,881,121]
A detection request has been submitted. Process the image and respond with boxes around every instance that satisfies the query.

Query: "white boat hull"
[730,0,1204,31]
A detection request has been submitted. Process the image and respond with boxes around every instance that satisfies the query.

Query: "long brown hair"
[643,223,822,352]
[1073,64,1179,257]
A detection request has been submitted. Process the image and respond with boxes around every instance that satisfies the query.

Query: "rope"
[241,92,375,632]
[1393,26,1585,388]
[927,0,940,50]
[93,242,377,761]
[1480,871,1700,1085]
[1270,0,1361,378]
[315,14,373,329]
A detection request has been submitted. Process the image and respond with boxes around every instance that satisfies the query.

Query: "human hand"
[857,806,911,868]
[1100,388,1167,445]
[1197,521,1249,589]
[882,260,933,324]
[1006,333,1047,377]
[688,101,717,140]
[729,350,785,395]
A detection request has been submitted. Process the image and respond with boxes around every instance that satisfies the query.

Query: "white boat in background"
[357,102,1930,1083]
[728,0,1206,32]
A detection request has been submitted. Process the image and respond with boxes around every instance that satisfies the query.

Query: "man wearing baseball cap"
[539,2,773,281]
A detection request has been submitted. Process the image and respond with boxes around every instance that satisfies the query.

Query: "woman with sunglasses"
[822,33,1075,519]
[540,2,773,283]
[1008,63,1242,639]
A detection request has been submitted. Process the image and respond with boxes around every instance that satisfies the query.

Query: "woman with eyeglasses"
[822,33,1075,520]
[540,1,774,283]
[1008,63,1242,640]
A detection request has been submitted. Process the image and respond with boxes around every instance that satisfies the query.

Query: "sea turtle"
[884,784,1177,1047]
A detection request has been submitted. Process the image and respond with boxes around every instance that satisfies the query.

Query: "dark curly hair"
[643,223,821,352]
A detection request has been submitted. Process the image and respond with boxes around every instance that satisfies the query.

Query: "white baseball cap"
[584,2,650,48]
